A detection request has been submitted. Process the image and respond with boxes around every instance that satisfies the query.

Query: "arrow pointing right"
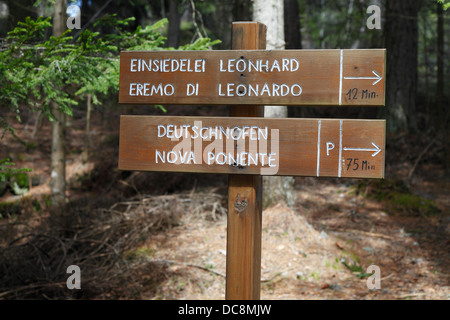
[343,142,382,157]
[344,70,383,85]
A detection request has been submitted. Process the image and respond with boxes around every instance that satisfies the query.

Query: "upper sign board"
[119,49,386,106]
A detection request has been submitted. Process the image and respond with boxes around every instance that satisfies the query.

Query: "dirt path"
[120,178,449,300]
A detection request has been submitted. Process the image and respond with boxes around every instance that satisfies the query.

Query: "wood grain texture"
[226,22,265,301]
[119,49,385,106]
[226,174,262,300]
[118,116,385,179]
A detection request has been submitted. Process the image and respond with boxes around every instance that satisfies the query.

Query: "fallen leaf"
[335,242,344,250]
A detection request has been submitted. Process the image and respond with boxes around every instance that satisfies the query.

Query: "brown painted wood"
[226,22,265,301]
[226,174,262,300]
[119,49,385,106]
[118,116,385,179]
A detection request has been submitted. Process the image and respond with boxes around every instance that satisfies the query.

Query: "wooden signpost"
[117,22,386,300]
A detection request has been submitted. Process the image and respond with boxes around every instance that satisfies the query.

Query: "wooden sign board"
[119,49,385,106]
[119,115,385,179]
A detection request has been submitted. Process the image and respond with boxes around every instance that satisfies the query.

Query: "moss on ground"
[351,179,441,217]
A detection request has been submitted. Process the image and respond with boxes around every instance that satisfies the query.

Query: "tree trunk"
[385,0,419,134]
[233,0,251,22]
[253,0,296,208]
[436,2,449,176]
[82,94,92,163]
[167,0,180,48]
[50,102,66,207]
[0,2,9,37]
[284,0,301,49]
[50,0,66,207]
[436,2,444,124]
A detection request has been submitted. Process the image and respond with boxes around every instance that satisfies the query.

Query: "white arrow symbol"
[344,70,383,85]
[343,142,382,157]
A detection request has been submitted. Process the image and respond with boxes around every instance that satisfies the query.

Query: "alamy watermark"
[366,264,381,290]
[65,264,381,291]
[367,5,381,30]
[65,3,380,31]
[155,121,280,175]
[66,4,81,30]
[66,265,81,289]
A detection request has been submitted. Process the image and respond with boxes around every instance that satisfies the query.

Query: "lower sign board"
[119,116,385,178]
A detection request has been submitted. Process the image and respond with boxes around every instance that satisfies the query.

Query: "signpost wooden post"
[117,21,386,300]
[226,22,265,300]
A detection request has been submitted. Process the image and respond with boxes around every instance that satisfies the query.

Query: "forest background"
[0,0,448,300]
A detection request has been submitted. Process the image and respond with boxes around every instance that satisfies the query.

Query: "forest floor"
[0,108,449,300]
